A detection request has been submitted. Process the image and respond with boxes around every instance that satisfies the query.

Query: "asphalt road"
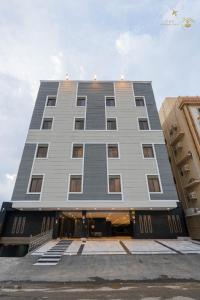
[1,254,200,282]
[0,282,200,299]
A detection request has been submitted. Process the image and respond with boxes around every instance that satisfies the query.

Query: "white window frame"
[35,143,50,159]
[71,143,84,159]
[40,117,54,130]
[105,95,116,107]
[107,143,120,159]
[45,95,57,107]
[146,174,163,194]
[141,143,154,159]
[27,174,45,194]
[137,117,150,131]
[74,117,85,130]
[76,95,87,107]
[68,174,83,194]
[108,174,122,194]
[135,96,146,107]
[106,117,118,131]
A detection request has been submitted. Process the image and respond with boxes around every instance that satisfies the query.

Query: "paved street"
[0,281,200,299]
[0,253,200,282]
[0,239,199,299]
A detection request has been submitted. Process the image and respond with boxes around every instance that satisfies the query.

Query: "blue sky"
[0,0,199,203]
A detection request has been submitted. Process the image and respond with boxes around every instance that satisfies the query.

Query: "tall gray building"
[0,80,187,242]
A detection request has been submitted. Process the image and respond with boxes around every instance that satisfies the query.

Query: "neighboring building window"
[135,97,145,106]
[77,96,86,107]
[106,96,115,107]
[69,175,82,192]
[147,175,161,192]
[108,144,119,158]
[47,96,56,106]
[36,144,48,158]
[72,144,83,158]
[29,175,43,193]
[138,118,149,130]
[74,118,85,130]
[107,118,117,130]
[142,144,154,158]
[42,118,53,130]
[109,175,121,192]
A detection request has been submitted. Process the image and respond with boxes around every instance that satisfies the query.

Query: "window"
[109,175,121,192]
[108,144,119,158]
[42,118,53,130]
[47,96,56,106]
[107,118,117,130]
[36,144,48,158]
[72,144,83,158]
[74,118,85,130]
[138,118,149,130]
[77,96,86,107]
[135,97,145,106]
[29,176,43,193]
[142,144,154,158]
[69,175,82,192]
[147,175,161,192]
[106,96,115,107]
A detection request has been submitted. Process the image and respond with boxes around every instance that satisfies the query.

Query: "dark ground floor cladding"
[0,202,187,245]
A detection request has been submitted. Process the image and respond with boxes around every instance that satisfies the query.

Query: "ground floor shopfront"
[0,202,188,242]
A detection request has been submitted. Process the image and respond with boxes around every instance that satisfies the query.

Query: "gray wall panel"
[150,144,178,200]
[29,81,59,129]
[78,82,114,130]
[12,143,40,201]
[133,82,161,130]
[68,144,122,200]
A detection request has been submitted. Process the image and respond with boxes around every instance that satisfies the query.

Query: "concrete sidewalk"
[0,254,200,283]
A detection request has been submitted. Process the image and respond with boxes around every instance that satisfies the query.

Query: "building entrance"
[58,211,134,238]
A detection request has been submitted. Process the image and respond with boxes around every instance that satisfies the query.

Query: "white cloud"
[115,19,200,107]
[6,174,16,182]
[116,32,154,59]
[0,174,16,205]
[50,52,65,78]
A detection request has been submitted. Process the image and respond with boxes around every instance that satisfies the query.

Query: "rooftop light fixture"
[66,73,69,80]
[94,74,97,80]
[120,74,124,80]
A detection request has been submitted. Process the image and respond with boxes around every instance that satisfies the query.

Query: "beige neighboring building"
[159,97,200,239]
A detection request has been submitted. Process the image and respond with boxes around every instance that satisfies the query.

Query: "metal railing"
[28,229,53,253]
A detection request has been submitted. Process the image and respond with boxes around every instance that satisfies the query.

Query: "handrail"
[28,229,53,253]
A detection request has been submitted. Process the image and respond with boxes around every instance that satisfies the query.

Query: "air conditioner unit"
[189,192,197,200]
[182,164,190,173]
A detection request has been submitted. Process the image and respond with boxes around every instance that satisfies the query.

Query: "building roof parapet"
[178,96,200,109]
